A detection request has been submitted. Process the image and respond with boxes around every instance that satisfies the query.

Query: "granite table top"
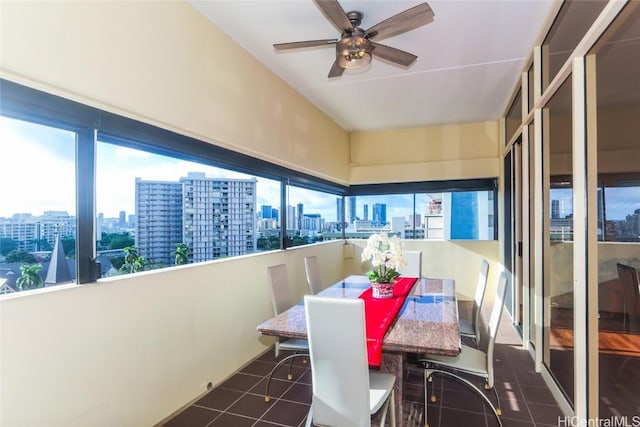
[257,275,461,357]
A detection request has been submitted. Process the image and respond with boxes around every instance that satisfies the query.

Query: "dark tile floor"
[158,311,566,427]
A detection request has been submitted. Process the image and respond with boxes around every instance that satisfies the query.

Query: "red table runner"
[359,277,417,366]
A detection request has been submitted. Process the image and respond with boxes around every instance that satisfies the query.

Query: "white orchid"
[361,232,407,283]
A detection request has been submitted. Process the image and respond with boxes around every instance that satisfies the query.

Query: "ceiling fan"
[273,0,434,78]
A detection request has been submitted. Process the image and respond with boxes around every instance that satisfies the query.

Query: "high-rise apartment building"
[551,199,560,219]
[38,211,76,247]
[296,203,303,230]
[260,205,272,219]
[372,203,387,226]
[182,173,256,262]
[347,196,356,224]
[0,211,75,252]
[135,178,184,266]
[135,172,257,266]
[442,191,494,240]
[336,198,344,225]
[287,205,297,230]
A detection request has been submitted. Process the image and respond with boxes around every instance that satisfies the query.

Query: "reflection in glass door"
[589,4,640,418]
[504,137,525,334]
[543,77,574,405]
[513,139,524,332]
[504,150,514,319]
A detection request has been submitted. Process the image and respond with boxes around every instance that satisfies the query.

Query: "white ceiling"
[189,0,558,132]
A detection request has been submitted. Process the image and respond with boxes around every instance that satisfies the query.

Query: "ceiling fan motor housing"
[337,27,372,68]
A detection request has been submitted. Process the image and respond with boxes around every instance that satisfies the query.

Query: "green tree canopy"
[0,238,19,256]
[98,232,134,251]
[257,236,281,250]
[109,235,135,250]
[6,250,37,264]
[62,238,76,258]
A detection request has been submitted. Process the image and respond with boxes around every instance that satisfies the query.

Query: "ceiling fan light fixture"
[336,36,372,69]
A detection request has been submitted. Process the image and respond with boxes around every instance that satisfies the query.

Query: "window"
[346,181,497,241]
[527,63,535,113]
[0,78,345,286]
[96,141,281,275]
[506,88,522,144]
[285,185,342,246]
[543,76,574,404]
[0,116,77,292]
[542,0,606,91]
[600,180,640,242]
[1,79,498,291]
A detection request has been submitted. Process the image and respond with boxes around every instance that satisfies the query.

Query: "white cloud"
[0,116,76,217]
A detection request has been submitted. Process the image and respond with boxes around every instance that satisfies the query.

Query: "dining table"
[256,274,461,423]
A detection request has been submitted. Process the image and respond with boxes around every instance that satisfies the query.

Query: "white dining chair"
[419,270,509,427]
[458,259,490,345]
[264,263,309,402]
[304,255,323,295]
[399,250,422,278]
[304,295,396,427]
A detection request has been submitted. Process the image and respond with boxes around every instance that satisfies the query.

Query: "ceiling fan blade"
[314,0,353,33]
[365,3,434,41]
[328,60,345,78]
[370,42,417,67]
[274,39,337,50]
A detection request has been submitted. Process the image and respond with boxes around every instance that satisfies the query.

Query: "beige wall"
[349,121,500,184]
[0,241,345,427]
[0,0,350,184]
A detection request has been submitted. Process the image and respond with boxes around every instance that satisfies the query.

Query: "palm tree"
[173,243,189,265]
[17,264,43,290]
[119,246,148,274]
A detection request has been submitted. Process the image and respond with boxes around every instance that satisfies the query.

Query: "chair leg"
[264,353,307,402]
[426,368,503,427]
[379,395,389,427]
[287,355,295,380]
[380,390,396,427]
[305,406,313,427]
[423,369,430,427]
[490,383,502,416]
[388,389,396,427]
[377,389,396,427]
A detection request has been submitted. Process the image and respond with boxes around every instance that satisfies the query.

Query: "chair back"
[486,271,509,384]
[267,264,294,315]
[399,250,422,278]
[471,259,490,343]
[304,255,322,295]
[304,295,371,427]
[617,263,640,299]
